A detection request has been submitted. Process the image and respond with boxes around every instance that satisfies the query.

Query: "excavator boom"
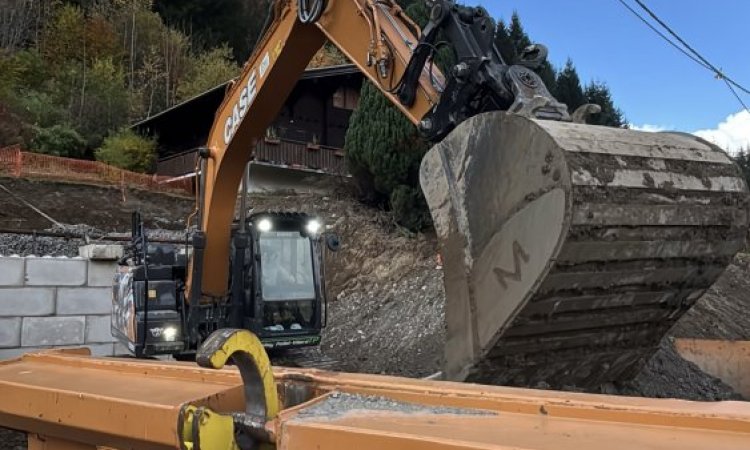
[187,0,749,389]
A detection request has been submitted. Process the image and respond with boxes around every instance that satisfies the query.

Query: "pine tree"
[733,148,750,185]
[555,59,586,113]
[508,12,532,56]
[344,81,430,230]
[537,61,558,98]
[494,20,516,64]
[583,81,626,127]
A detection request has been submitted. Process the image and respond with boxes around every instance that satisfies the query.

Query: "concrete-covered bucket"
[421,111,749,388]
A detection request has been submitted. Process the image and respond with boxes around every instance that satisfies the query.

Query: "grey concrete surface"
[79,244,123,261]
[0,318,21,348]
[25,258,87,286]
[87,261,116,287]
[0,288,55,316]
[57,287,111,315]
[85,315,115,344]
[0,253,119,358]
[0,258,24,286]
[21,316,85,347]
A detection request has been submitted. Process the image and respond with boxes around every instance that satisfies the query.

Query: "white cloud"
[629,123,670,132]
[693,110,750,154]
[630,111,750,154]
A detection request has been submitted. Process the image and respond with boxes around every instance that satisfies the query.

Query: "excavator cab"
[239,212,332,350]
[111,212,337,357]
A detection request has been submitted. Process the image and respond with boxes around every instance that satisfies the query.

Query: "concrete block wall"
[0,255,122,359]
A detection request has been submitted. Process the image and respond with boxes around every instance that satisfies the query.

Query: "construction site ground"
[0,177,748,448]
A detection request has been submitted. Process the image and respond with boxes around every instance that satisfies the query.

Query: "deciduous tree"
[176,44,238,101]
[95,128,156,172]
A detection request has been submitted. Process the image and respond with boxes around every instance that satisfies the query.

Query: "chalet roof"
[131,64,360,132]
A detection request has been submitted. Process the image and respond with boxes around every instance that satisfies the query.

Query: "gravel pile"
[0,224,192,257]
[49,223,104,237]
[617,338,741,401]
[0,430,24,450]
[323,258,445,378]
[0,232,84,257]
[293,392,494,420]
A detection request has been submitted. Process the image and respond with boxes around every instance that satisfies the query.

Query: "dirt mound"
[0,177,193,232]
[670,254,750,341]
[618,338,741,401]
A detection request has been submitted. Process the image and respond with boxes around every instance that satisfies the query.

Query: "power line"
[631,0,750,97]
[616,0,750,113]
[614,0,711,71]
[724,79,750,113]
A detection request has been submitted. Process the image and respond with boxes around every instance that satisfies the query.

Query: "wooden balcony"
[157,139,348,178]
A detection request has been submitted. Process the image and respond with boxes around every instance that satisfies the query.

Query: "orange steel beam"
[1,349,749,450]
[0,349,245,450]
[277,398,750,450]
[674,338,750,399]
[272,368,750,435]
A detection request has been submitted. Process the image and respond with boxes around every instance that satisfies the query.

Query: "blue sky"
[468,0,750,150]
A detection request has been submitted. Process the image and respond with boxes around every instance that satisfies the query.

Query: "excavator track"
[271,347,340,371]
[421,112,749,389]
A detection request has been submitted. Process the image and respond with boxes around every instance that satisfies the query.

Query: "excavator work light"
[163,326,178,342]
[305,219,321,235]
[257,218,273,232]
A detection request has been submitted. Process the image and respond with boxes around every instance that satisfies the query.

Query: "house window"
[332,86,359,110]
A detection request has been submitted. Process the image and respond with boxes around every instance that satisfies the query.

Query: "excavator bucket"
[421,111,749,389]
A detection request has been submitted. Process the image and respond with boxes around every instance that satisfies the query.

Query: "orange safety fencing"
[0,145,193,195]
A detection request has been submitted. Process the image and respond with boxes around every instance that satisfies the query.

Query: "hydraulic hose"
[298,0,326,24]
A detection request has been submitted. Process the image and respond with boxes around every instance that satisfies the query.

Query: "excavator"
[168,0,747,389]
[0,0,748,448]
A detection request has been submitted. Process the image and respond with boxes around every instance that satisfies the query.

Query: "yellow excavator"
[1,1,749,448]
[114,0,747,390]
